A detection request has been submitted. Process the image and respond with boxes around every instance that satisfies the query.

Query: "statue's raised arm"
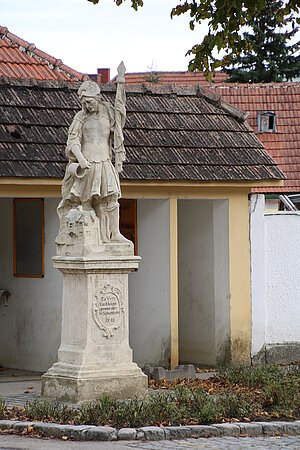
[114,61,126,173]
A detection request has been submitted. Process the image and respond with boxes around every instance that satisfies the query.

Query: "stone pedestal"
[42,209,147,403]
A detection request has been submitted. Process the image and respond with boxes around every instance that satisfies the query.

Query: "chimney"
[97,68,110,83]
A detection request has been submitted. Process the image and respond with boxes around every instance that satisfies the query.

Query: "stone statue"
[43,64,147,403]
[56,62,129,247]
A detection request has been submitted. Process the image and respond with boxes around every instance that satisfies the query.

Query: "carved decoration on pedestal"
[93,283,124,338]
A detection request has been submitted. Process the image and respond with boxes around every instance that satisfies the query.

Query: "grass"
[0,399,6,419]
[0,364,299,427]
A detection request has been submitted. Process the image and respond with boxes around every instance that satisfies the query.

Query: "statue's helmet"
[78,80,100,99]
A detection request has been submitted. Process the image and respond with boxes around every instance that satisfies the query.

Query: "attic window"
[258,112,277,132]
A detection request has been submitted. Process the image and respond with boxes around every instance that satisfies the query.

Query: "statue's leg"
[55,198,80,245]
[106,195,130,243]
[93,199,109,243]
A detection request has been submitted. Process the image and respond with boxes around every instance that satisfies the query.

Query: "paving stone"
[164,426,192,439]
[188,425,220,437]
[84,426,117,441]
[213,423,241,436]
[237,422,263,436]
[137,426,165,440]
[117,428,137,440]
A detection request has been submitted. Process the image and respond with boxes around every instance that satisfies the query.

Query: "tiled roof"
[113,71,227,86]
[0,78,283,183]
[0,26,87,82]
[121,71,298,193]
[209,83,300,193]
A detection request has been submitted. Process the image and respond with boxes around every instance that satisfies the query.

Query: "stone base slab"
[252,343,300,365]
[41,372,148,403]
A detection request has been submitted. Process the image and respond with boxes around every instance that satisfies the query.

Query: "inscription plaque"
[92,283,124,338]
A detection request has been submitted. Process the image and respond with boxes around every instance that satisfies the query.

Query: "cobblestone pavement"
[0,435,299,449]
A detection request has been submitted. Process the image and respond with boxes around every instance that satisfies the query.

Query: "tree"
[87,0,300,77]
[225,0,300,82]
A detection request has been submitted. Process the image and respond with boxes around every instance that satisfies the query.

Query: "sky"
[1,0,208,78]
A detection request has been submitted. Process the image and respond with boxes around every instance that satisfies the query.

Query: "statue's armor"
[82,113,111,163]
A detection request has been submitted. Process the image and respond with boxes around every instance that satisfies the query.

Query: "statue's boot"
[55,201,69,245]
[94,201,110,243]
[107,203,131,243]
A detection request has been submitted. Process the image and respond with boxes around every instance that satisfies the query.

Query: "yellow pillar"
[170,196,179,369]
[228,192,251,364]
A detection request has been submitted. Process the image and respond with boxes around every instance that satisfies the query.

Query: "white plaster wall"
[0,198,62,372]
[250,194,266,357]
[128,199,170,368]
[265,212,300,344]
[178,200,215,366]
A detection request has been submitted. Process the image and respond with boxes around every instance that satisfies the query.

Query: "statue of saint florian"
[56,63,129,245]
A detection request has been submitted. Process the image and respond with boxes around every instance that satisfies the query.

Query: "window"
[119,199,137,254]
[257,111,277,132]
[13,199,44,278]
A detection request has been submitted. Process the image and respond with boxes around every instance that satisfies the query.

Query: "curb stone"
[237,422,263,436]
[164,425,192,439]
[0,420,299,441]
[187,425,220,438]
[137,426,165,440]
[213,423,241,436]
[117,428,137,440]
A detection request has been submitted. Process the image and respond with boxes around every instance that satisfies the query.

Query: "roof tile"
[123,72,299,192]
[0,25,87,82]
[0,78,283,184]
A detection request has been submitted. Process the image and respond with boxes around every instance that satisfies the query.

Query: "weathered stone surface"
[258,421,286,434]
[213,423,241,436]
[164,426,191,439]
[13,421,34,432]
[32,423,77,438]
[84,426,117,441]
[41,253,147,403]
[138,426,165,440]
[136,430,145,440]
[1,419,300,441]
[238,422,263,436]
[251,346,266,365]
[152,365,196,381]
[265,343,300,365]
[268,421,300,435]
[189,425,220,437]
[42,371,147,403]
[117,427,137,440]
[0,420,18,430]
